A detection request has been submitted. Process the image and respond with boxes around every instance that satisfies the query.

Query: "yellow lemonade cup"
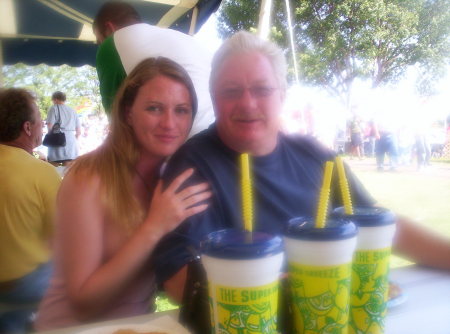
[333,207,396,334]
[284,217,358,334]
[201,229,284,334]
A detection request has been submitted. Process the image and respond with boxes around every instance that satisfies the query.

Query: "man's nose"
[237,88,258,108]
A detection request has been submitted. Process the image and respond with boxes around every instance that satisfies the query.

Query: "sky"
[193,13,222,53]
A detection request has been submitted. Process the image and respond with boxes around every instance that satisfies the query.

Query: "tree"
[1,64,102,118]
[217,0,450,106]
[217,1,289,47]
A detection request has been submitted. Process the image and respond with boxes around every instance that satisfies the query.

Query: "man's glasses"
[218,86,278,100]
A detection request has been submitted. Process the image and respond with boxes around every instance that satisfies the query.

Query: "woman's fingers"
[176,182,209,200]
[146,169,211,230]
[182,190,212,208]
[153,179,163,195]
[184,203,209,218]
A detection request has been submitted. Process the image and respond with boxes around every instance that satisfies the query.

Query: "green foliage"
[217,0,259,38]
[217,0,450,105]
[155,292,179,312]
[217,0,289,45]
[2,64,102,119]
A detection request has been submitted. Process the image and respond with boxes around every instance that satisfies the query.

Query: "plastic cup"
[201,229,284,334]
[333,206,396,334]
[283,217,358,334]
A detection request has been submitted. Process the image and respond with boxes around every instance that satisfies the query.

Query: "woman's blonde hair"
[69,57,197,230]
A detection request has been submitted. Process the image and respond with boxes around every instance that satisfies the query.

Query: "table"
[35,311,179,334]
[386,265,450,333]
[36,265,450,334]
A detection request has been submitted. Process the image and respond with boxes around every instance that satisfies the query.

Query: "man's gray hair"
[209,30,287,93]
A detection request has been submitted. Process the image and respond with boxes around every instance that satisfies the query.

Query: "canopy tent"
[0,0,222,67]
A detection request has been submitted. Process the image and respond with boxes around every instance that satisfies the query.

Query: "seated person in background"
[0,88,61,334]
[93,0,215,136]
[34,57,211,331]
[152,31,450,303]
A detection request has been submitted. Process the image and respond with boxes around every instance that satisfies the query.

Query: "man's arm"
[163,265,187,304]
[393,215,450,270]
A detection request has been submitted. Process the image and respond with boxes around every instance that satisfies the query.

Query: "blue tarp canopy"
[0,0,221,67]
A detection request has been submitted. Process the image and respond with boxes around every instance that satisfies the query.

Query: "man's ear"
[106,21,117,35]
[211,92,220,119]
[23,121,32,136]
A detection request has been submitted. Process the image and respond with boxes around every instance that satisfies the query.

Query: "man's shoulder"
[164,127,227,179]
[116,23,192,42]
[31,157,61,181]
[1,146,61,184]
[280,133,336,161]
[175,126,220,157]
[96,35,116,59]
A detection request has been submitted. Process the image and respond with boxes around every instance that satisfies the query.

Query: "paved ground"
[345,157,450,178]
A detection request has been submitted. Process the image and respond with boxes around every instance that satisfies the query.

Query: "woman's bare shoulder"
[56,167,107,234]
[58,168,103,204]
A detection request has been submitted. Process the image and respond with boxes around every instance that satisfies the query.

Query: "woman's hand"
[59,169,210,320]
[144,168,211,238]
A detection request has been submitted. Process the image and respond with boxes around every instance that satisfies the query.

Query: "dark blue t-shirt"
[152,125,375,283]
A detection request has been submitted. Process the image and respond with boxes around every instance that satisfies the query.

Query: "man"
[0,88,61,333]
[154,31,450,302]
[93,1,214,136]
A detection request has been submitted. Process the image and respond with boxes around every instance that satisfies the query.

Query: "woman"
[46,91,81,165]
[35,57,211,330]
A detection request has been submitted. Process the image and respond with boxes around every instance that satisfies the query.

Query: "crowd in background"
[280,99,450,171]
[33,99,450,174]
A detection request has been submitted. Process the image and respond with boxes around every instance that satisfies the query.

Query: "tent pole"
[285,0,299,84]
[189,6,199,36]
[0,40,4,87]
[258,0,272,40]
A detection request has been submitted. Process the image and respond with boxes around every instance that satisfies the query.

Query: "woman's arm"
[58,168,211,320]
[75,126,81,139]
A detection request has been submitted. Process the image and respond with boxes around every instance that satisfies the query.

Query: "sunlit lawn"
[347,158,450,268]
[156,159,450,311]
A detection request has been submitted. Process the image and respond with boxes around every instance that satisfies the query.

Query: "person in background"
[374,114,398,171]
[364,119,379,158]
[93,0,215,137]
[0,88,61,334]
[150,31,450,302]
[348,113,364,159]
[34,57,211,331]
[46,91,81,166]
[414,127,431,170]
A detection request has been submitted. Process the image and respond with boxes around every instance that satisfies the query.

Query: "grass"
[347,158,450,267]
[155,292,179,312]
[155,158,450,311]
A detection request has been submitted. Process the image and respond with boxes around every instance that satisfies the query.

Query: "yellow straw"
[335,156,354,214]
[240,153,253,232]
[315,161,334,228]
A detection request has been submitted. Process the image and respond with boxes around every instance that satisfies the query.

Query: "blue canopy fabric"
[0,0,221,67]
